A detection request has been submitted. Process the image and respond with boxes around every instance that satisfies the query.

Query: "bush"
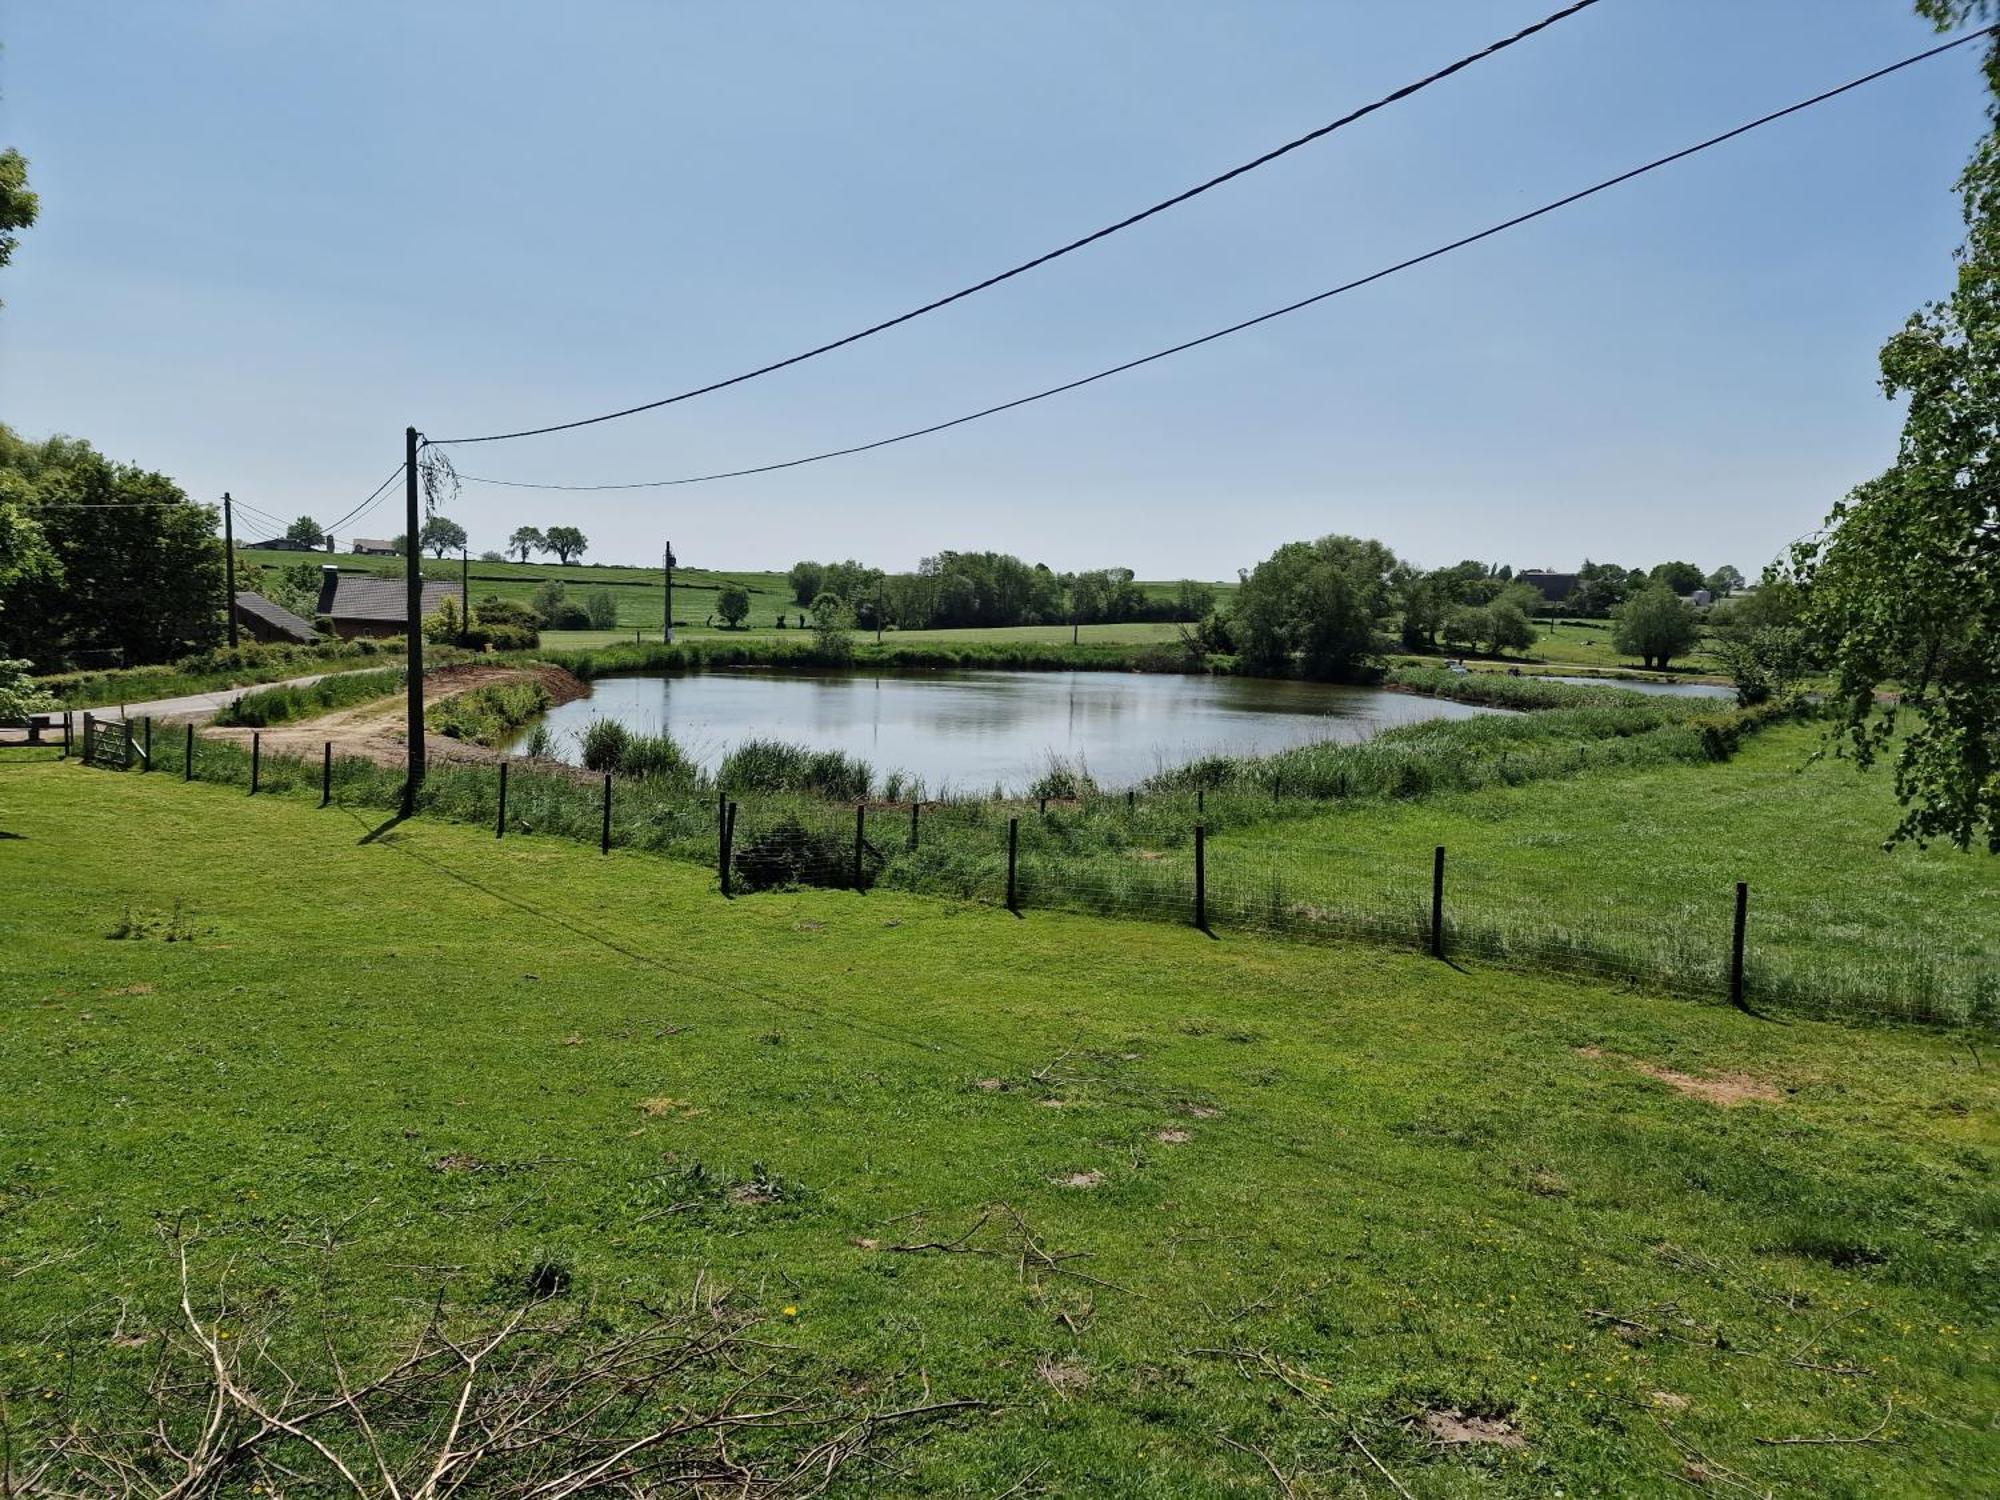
[583,589,619,630]
[578,718,631,772]
[476,598,541,629]
[733,817,877,891]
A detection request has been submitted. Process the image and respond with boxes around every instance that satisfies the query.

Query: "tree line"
[782,553,1216,633]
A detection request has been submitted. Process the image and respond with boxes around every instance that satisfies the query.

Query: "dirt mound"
[1578,1046,1781,1107]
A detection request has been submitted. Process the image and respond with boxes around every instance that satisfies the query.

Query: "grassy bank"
[211,667,405,727]
[37,639,411,709]
[1,758,1992,1495]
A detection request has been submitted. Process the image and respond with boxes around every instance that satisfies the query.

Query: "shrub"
[475,598,541,629]
[733,817,877,891]
[426,681,552,746]
[719,738,871,800]
[583,589,619,630]
[579,718,632,772]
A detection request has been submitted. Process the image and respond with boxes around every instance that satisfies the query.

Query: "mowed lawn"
[1,758,1994,1495]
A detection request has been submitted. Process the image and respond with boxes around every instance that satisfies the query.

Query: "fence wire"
[80,726,1998,1029]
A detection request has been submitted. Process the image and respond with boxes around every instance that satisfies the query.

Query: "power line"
[430,0,1608,446]
[322,463,410,537]
[453,29,1991,495]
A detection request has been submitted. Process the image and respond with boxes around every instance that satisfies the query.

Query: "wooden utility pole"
[460,544,469,632]
[403,428,425,808]
[222,492,239,647]
[663,540,676,643]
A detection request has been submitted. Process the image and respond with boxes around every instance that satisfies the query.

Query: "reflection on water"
[516,669,1500,792]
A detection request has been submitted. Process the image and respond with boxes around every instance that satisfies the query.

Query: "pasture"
[0,755,1993,1496]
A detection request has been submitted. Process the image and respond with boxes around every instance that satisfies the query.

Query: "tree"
[478,549,505,563]
[422,594,464,644]
[0,426,223,667]
[1705,564,1746,597]
[390,535,409,556]
[1574,560,1633,617]
[1172,579,1216,622]
[716,584,750,628]
[787,561,824,607]
[0,148,37,303]
[542,525,587,565]
[0,656,50,721]
[1485,600,1538,655]
[1442,604,1489,652]
[810,591,854,662]
[284,515,326,548]
[420,514,468,559]
[582,588,618,630]
[1611,584,1701,670]
[1233,535,1396,681]
[508,527,544,563]
[1783,2,2000,849]
[1648,560,1706,596]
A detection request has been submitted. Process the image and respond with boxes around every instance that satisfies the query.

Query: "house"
[244,537,323,553]
[313,566,456,639]
[351,538,400,557]
[1515,570,1580,604]
[232,591,321,645]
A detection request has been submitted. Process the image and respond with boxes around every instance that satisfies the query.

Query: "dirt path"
[201,663,586,771]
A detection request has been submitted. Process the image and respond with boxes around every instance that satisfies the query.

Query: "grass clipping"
[7,1228,980,1498]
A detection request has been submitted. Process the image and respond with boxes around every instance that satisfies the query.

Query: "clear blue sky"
[3,1,1988,580]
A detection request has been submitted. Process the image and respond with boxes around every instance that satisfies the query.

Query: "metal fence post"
[62,710,73,758]
[853,803,865,888]
[496,760,508,838]
[908,800,919,851]
[250,732,261,795]
[1194,824,1207,930]
[1006,816,1019,913]
[82,712,93,765]
[1730,881,1749,1011]
[1197,787,1204,817]
[1126,788,1134,812]
[1039,795,1048,819]
[720,800,737,896]
[184,722,194,781]
[1430,845,1446,958]
[142,716,152,771]
[321,741,332,806]
[600,773,612,853]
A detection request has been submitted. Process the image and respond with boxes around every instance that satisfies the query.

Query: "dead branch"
[1755,1399,1894,1447]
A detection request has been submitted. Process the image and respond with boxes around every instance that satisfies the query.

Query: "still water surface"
[520,669,1498,792]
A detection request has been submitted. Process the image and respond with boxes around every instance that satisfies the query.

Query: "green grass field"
[1,758,1994,1495]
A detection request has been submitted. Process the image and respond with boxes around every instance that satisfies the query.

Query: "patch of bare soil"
[1419,1409,1525,1449]
[1577,1046,1781,1108]
[203,663,586,771]
[1035,1356,1090,1396]
[1052,1171,1104,1189]
[1153,1128,1192,1145]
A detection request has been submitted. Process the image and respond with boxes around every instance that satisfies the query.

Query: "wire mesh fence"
[80,724,1998,1030]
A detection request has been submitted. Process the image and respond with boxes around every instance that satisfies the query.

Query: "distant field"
[541,621,1188,651]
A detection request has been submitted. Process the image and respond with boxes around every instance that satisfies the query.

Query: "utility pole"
[403,428,425,809]
[460,544,469,635]
[222,492,239,647]
[663,540,675,642]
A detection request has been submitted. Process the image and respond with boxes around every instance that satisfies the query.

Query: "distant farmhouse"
[1515,570,1579,604]
[244,536,326,553]
[314,565,454,639]
[351,538,400,557]
[232,591,320,645]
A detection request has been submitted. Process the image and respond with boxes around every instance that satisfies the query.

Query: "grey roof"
[316,572,457,624]
[234,591,321,643]
[351,538,397,553]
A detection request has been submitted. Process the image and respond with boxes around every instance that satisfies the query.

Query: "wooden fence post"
[1430,845,1446,959]
[1194,824,1207,930]
[62,710,73,758]
[250,732,260,795]
[1730,881,1749,1011]
[908,800,919,851]
[1039,795,1048,819]
[322,741,332,806]
[142,716,152,771]
[1197,787,1205,817]
[1006,816,1019,913]
[82,712,93,765]
[496,761,508,838]
[853,803,865,888]
[184,722,194,781]
[1127,788,1134,812]
[600,773,612,853]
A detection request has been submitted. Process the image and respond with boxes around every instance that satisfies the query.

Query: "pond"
[515,669,1500,793]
